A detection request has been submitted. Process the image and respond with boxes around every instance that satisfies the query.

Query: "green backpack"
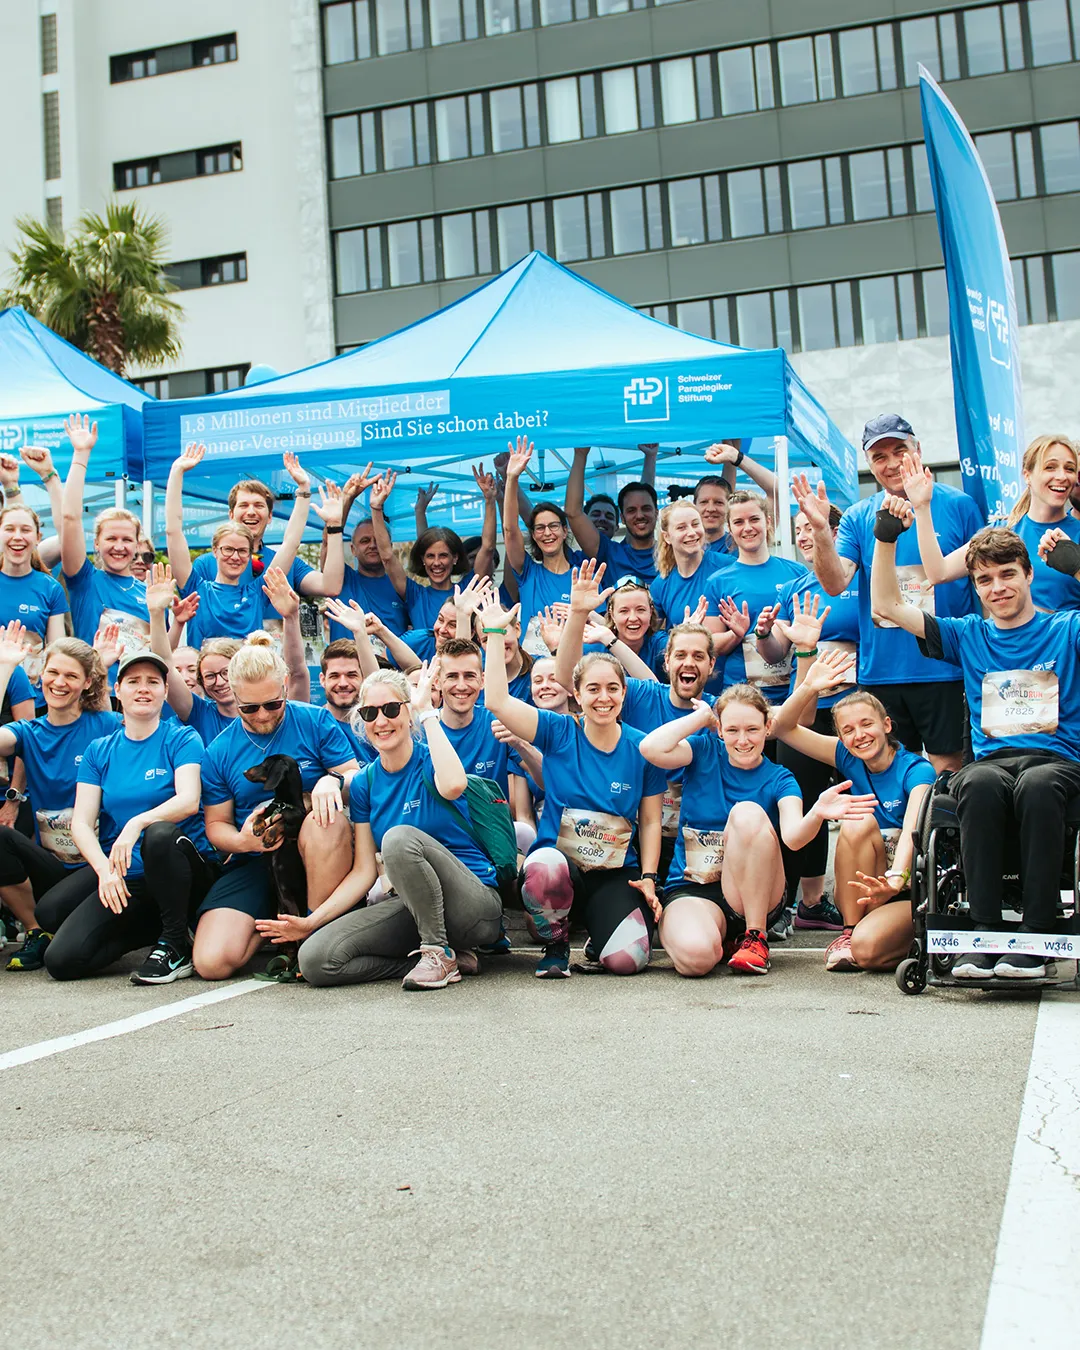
[421,770,520,900]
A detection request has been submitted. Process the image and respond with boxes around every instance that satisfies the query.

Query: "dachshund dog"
[244,755,308,935]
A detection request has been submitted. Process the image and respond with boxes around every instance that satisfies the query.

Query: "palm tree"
[1,200,182,375]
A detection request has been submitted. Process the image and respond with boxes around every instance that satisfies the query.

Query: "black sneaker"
[6,927,52,971]
[131,941,194,985]
[994,952,1047,980]
[953,951,999,979]
[534,941,571,978]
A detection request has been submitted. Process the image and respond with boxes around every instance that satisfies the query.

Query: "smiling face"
[719,699,767,769]
[432,601,458,646]
[620,489,658,543]
[834,700,893,764]
[40,651,90,714]
[575,657,625,727]
[233,674,288,734]
[198,653,233,706]
[1027,441,1078,515]
[175,646,200,691]
[95,518,140,576]
[971,558,1033,623]
[694,482,729,538]
[214,530,252,582]
[351,520,382,572]
[232,491,271,542]
[438,651,483,716]
[865,437,914,495]
[422,540,454,588]
[728,499,769,556]
[665,632,714,702]
[361,680,413,753]
[0,509,39,569]
[321,655,363,712]
[587,499,618,538]
[115,662,166,718]
[663,503,705,559]
[610,588,652,645]
[531,509,568,559]
[530,656,569,711]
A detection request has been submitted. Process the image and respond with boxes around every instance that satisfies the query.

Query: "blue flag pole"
[918,65,1025,521]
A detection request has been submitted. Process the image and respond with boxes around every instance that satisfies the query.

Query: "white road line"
[981,996,1080,1348]
[0,978,277,1073]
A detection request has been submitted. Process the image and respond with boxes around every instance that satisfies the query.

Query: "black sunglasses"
[237,698,286,715]
[358,701,406,722]
[138,551,156,565]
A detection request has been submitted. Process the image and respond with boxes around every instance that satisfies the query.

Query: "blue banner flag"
[919,67,1024,521]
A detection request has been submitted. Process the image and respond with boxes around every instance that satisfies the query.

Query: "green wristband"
[483,627,508,635]
[794,648,819,658]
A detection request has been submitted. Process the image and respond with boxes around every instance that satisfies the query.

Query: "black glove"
[874,508,910,543]
[1043,536,1080,577]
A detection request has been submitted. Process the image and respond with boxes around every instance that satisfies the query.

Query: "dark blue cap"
[861,413,915,451]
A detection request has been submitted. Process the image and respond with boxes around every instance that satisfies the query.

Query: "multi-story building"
[2,2,1079,485]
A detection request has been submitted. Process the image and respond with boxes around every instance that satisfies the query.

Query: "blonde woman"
[193,634,359,980]
[649,500,716,629]
[0,501,68,684]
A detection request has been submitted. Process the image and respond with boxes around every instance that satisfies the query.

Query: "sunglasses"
[358,701,406,722]
[138,551,156,565]
[237,698,286,714]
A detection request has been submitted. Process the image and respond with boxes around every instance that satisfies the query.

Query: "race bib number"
[36,808,94,864]
[876,566,935,629]
[818,639,858,683]
[981,669,1059,738]
[661,781,682,837]
[522,616,553,659]
[882,827,900,869]
[556,808,632,870]
[682,826,726,885]
[100,608,151,658]
[742,638,792,689]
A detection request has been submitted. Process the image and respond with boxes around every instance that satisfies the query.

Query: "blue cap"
[861,413,914,451]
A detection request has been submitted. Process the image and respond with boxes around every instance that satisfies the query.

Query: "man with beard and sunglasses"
[192,633,359,980]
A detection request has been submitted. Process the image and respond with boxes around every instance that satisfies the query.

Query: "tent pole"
[142,480,154,543]
[775,436,794,560]
[115,479,126,510]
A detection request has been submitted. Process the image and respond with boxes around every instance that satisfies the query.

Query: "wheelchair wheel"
[931,954,956,977]
[896,957,926,995]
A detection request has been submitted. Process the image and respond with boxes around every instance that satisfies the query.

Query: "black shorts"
[662,881,785,938]
[869,680,964,756]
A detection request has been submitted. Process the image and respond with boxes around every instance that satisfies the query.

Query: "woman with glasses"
[290,661,503,991]
[502,438,587,656]
[193,634,359,980]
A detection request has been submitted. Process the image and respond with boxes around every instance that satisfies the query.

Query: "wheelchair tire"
[896,957,926,995]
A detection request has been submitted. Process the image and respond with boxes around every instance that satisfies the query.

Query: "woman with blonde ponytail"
[649,501,716,628]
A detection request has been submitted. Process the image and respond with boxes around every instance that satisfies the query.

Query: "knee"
[297,937,333,987]
[141,821,179,865]
[838,815,880,845]
[299,809,351,854]
[44,941,84,982]
[514,821,537,854]
[598,909,651,975]
[521,847,571,900]
[380,825,424,866]
[725,801,774,845]
[193,953,241,981]
[1013,765,1065,806]
[849,926,899,972]
[668,934,721,978]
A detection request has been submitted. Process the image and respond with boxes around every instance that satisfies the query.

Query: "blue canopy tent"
[143,253,857,548]
[0,306,151,534]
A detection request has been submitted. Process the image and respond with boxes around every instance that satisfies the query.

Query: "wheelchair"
[896,772,1080,994]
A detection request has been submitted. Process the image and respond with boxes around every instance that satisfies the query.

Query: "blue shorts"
[197,856,274,921]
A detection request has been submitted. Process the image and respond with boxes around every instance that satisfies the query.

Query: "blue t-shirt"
[64,559,149,648]
[922,610,1080,761]
[330,567,409,639]
[201,701,355,815]
[704,554,808,700]
[184,579,268,648]
[836,486,983,685]
[188,549,312,594]
[834,742,935,832]
[77,720,209,875]
[621,679,714,733]
[0,569,68,650]
[3,664,34,709]
[665,733,800,887]
[398,629,436,666]
[528,709,666,868]
[595,533,657,585]
[512,551,587,633]
[9,709,122,863]
[476,666,533,708]
[1013,513,1080,613]
[583,629,670,681]
[405,577,454,631]
[650,557,715,627]
[707,534,736,559]
[776,571,860,709]
[440,707,523,797]
[183,695,235,747]
[350,740,495,886]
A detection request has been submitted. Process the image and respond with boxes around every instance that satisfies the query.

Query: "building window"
[114,142,243,190]
[45,198,62,233]
[110,34,237,83]
[115,157,161,189]
[132,375,170,399]
[42,92,61,181]
[40,14,58,75]
[207,365,249,393]
[198,144,243,175]
[165,253,247,289]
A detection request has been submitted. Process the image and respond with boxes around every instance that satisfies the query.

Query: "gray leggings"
[298,825,502,986]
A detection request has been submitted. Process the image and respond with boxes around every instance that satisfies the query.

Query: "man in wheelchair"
[871,521,1080,980]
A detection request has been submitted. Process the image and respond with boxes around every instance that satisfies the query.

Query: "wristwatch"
[4,787,27,803]
[326,770,345,789]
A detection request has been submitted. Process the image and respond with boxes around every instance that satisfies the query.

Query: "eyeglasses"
[532,524,563,535]
[237,698,286,714]
[218,546,251,559]
[358,702,406,722]
[201,669,230,684]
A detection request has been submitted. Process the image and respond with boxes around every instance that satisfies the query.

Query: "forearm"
[771,680,819,738]
[756,632,789,665]
[740,454,779,512]
[637,813,661,873]
[306,862,378,932]
[640,445,658,489]
[503,477,527,570]
[166,614,186,651]
[782,804,824,852]
[553,610,586,690]
[611,639,656,681]
[472,496,498,578]
[378,626,421,673]
[305,532,344,596]
[126,793,201,836]
[164,469,192,585]
[870,538,924,634]
[565,450,599,553]
[268,496,307,575]
[351,623,381,679]
[60,457,90,574]
[370,508,406,593]
[414,502,428,536]
[423,718,468,798]
[812,530,852,595]
[912,506,949,582]
[639,712,704,762]
[282,611,310,701]
[70,822,110,876]
[207,820,253,855]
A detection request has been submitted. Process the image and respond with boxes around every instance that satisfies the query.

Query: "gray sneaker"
[953,951,999,979]
[768,907,794,943]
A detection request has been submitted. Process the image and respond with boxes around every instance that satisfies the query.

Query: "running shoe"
[795,896,845,931]
[478,919,512,956]
[455,949,480,977]
[5,928,52,972]
[994,952,1047,980]
[403,946,461,990]
[534,941,571,978]
[952,951,999,979]
[728,929,770,975]
[767,907,793,943]
[131,941,194,985]
[824,929,859,972]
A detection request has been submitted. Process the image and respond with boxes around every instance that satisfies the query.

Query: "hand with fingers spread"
[813,781,878,824]
[262,565,300,619]
[0,620,32,668]
[255,913,313,945]
[325,597,368,635]
[569,558,613,616]
[475,590,520,637]
[312,481,344,528]
[538,606,566,653]
[471,463,497,501]
[453,573,494,617]
[145,561,178,614]
[416,481,439,511]
[753,603,781,639]
[411,657,443,718]
[716,596,752,641]
[172,591,199,626]
[505,436,533,479]
[342,463,377,499]
[899,451,934,511]
[369,471,396,513]
[802,647,857,693]
[849,870,905,910]
[92,622,124,671]
[682,595,709,626]
[175,443,206,474]
[773,590,830,650]
[282,451,310,490]
[791,474,834,533]
[65,413,98,459]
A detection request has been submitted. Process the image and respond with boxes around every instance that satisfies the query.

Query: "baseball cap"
[115,649,170,681]
[861,413,915,452]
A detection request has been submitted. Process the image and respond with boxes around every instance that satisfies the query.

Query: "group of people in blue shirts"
[0,407,1077,990]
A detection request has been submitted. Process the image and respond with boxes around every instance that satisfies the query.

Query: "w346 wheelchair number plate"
[927,931,1078,958]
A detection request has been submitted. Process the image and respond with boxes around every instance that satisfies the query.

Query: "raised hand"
[0,620,32,667]
[282,451,310,490]
[689,696,719,732]
[411,657,440,717]
[342,464,377,499]
[475,588,518,636]
[369,471,396,512]
[814,781,878,823]
[682,595,709,626]
[569,558,613,616]
[505,436,533,479]
[0,454,20,492]
[144,561,178,614]
[262,565,299,618]
[172,590,199,626]
[716,596,752,641]
[64,413,98,458]
[416,481,439,511]
[313,481,344,527]
[704,442,740,465]
[791,474,833,532]
[773,591,830,650]
[454,573,494,616]
[538,606,565,653]
[899,451,934,511]
[471,463,497,501]
[20,445,55,479]
[175,443,206,474]
[325,597,367,635]
[874,496,914,543]
[93,622,124,670]
[803,646,857,693]
[754,603,781,638]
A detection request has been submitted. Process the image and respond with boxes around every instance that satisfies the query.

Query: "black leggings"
[0,825,71,900]
[520,849,654,973]
[777,707,837,884]
[43,823,219,982]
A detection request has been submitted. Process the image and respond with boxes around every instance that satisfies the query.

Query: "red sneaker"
[728,929,770,975]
